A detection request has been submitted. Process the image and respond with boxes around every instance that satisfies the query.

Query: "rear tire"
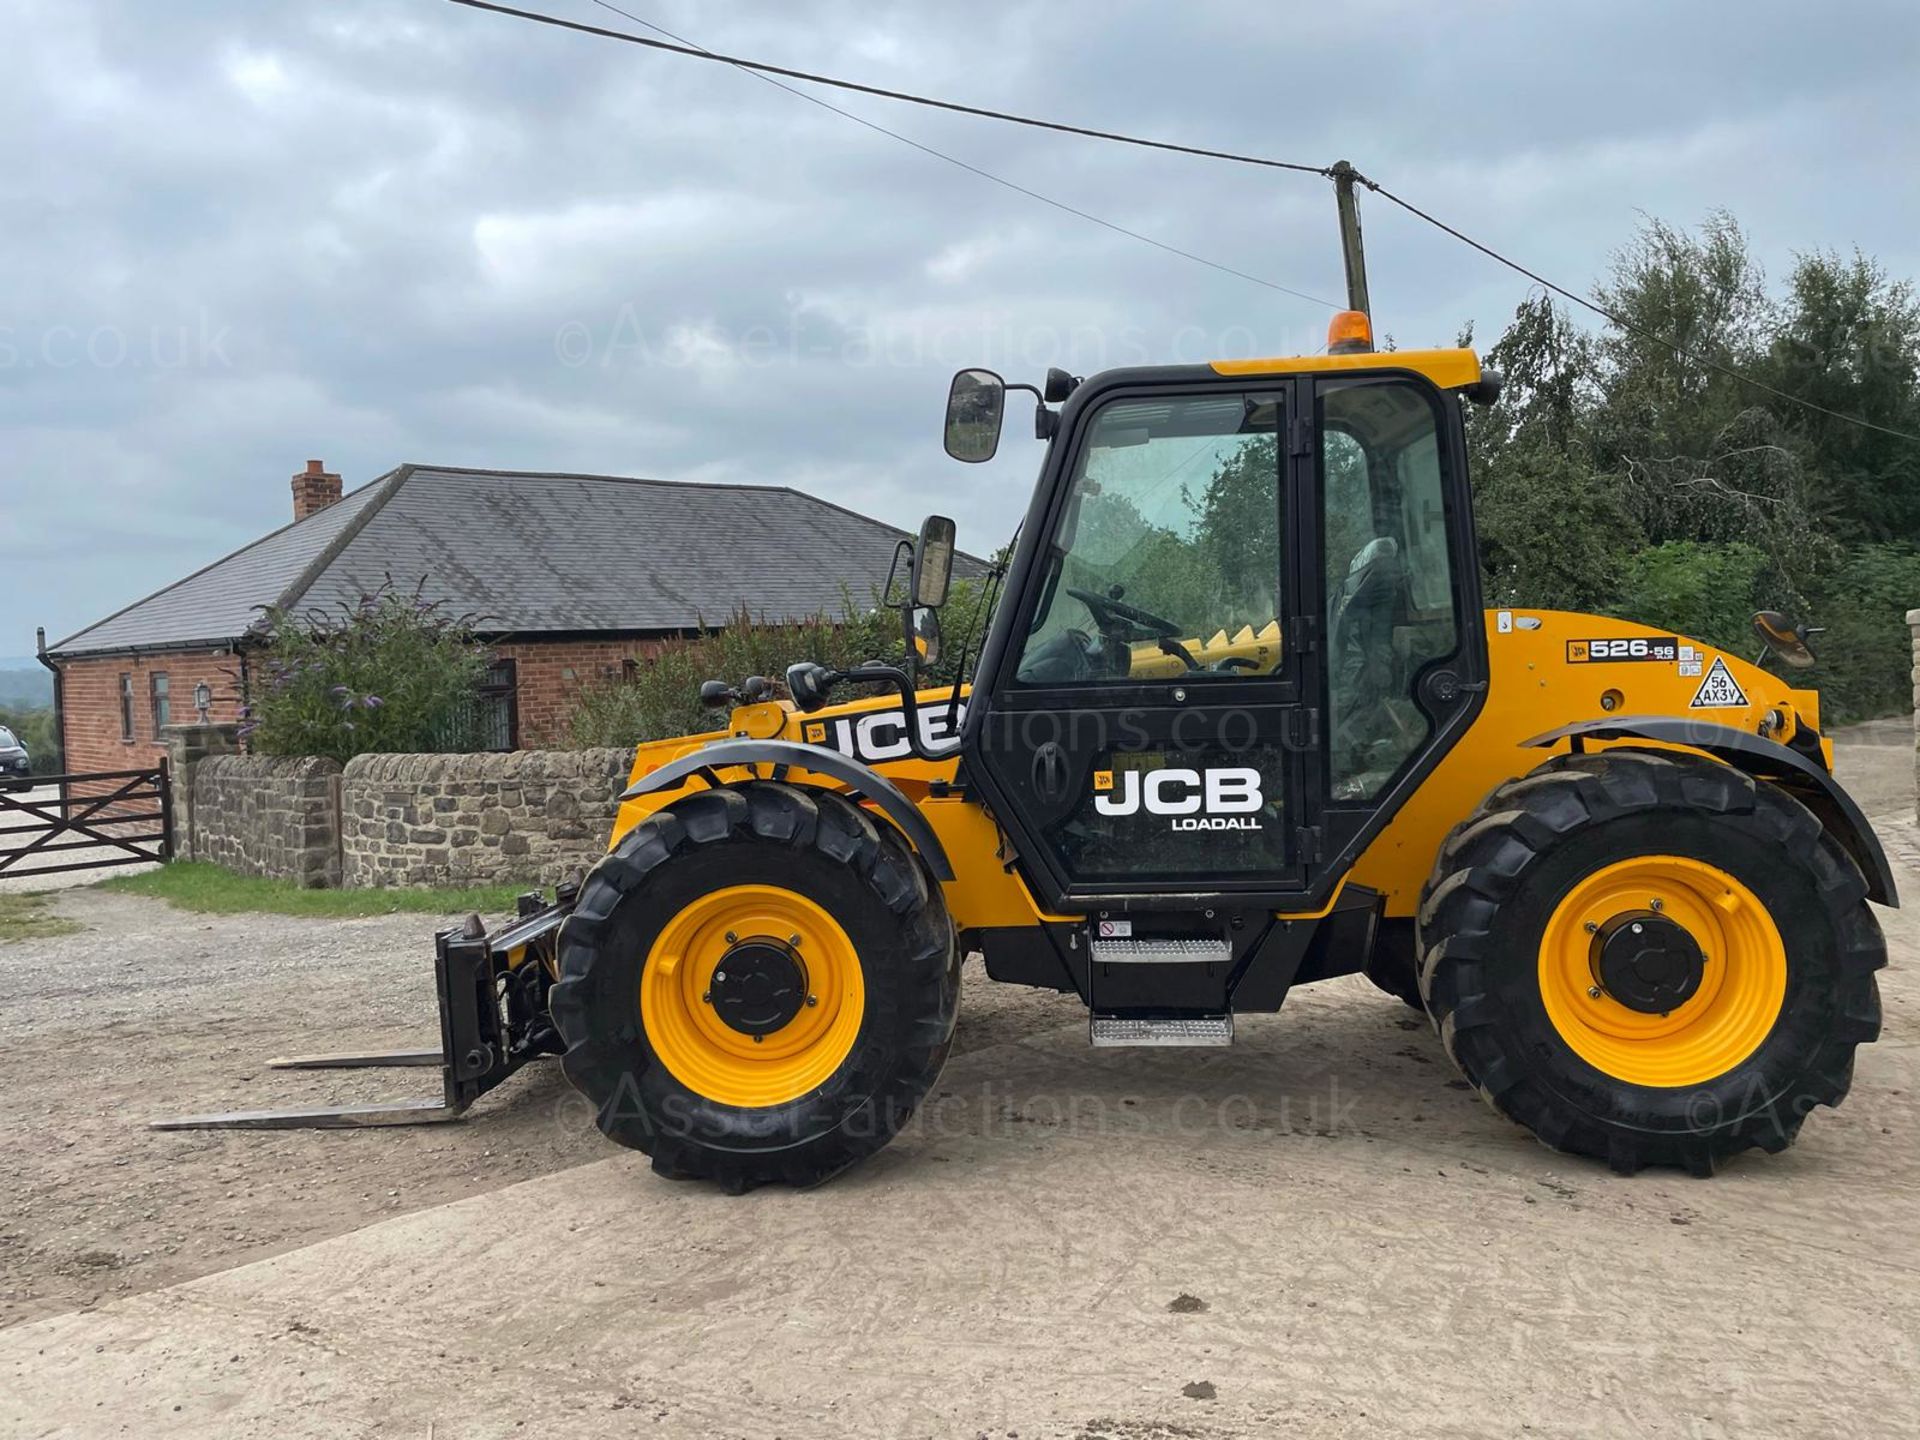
[1418,750,1884,1175]
[552,782,959,1191]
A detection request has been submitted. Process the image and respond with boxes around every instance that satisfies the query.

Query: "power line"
[1355,173,1920,444]
[448,0,1331,177]
[448,0,1918,445]
[576,0,1336,308]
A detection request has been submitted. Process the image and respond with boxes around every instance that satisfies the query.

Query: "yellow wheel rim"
[640,885,865,1108]
[1538,856,1787,1088]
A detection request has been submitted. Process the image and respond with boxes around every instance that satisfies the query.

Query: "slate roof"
[50,465,981,657]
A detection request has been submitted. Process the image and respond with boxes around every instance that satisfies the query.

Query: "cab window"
[1015,392,1284,685]
[1320,379,1459,799]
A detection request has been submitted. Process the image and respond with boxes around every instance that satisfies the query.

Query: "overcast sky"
[3,0,1917,658]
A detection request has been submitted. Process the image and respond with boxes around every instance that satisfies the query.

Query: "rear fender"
[1523,716,1897,907]
[620,738,955,881]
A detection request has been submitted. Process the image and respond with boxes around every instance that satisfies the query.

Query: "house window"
[119,674,134,741]
[475,659,518,751]
[150,672,171,734]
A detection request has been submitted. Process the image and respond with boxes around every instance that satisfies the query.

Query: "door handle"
[1031,742,1067,802]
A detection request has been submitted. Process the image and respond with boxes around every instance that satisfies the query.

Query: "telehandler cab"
[160,310,1892,1191]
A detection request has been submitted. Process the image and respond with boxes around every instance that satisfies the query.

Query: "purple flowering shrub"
[243,581,490,760]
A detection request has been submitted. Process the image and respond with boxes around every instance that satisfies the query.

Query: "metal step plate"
[1089,937,1231,966]
[1090,1013,1234,1048]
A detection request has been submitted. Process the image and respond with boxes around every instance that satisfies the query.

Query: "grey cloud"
[4,0,1917,650]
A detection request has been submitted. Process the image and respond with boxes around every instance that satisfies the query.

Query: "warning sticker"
[1689,657,1749,709]
[1097,919,1132,938]
[1678,660,1703,677]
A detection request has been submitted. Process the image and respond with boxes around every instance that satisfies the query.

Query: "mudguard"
[620,738,955,881]
[1523,716,1898,907]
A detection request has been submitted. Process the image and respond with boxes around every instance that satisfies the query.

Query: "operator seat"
[1328,536,1407,792]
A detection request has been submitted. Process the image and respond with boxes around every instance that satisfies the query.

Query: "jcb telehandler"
[161,310,1892,1190]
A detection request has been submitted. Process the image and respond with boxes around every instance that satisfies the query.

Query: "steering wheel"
[1066,585,1182,641]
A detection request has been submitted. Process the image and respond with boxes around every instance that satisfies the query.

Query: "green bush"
[1602,541,1916,724]
[1800,544,1920,724]
[566,579,991,750]
[243,584,491,762]
[1609,541,1783,656]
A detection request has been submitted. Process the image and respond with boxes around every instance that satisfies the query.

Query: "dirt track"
[0,725,1913,1436]
[0,892,1070,1330]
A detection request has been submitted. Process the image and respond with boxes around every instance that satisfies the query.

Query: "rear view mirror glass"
[945,369,1005,463]
[912,515,957,608]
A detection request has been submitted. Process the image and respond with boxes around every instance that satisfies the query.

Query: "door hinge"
[1286,706,1320,749]
[1295,825,1324,864]
[1290,414,1315,457]
[1287,614,1320,651]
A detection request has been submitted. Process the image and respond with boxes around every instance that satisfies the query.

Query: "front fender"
[1523,716,1897,907]
[620,738,955,882]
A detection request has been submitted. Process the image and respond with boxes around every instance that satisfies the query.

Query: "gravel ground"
[0,725,1912,1436]
[0,891,1068,1329]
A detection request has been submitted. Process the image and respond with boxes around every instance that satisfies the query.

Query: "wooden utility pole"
[1330,160,1371,317]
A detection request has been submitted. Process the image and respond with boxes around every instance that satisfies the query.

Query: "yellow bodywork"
[1210,346,1482,390]
[609,608,1820,930]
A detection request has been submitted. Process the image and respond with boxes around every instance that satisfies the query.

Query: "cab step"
[1089,1012,1234,1048]
[1088,936,1231,966]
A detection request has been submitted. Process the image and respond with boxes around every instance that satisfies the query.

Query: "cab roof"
[1210,347,1482,389]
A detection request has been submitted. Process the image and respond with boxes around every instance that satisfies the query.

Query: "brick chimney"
[291,459,342,522]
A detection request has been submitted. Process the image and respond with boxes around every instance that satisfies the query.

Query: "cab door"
[1310,374,1487,869]
[964,378,1319,909]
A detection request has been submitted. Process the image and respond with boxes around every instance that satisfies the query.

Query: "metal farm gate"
[0,765,172,879]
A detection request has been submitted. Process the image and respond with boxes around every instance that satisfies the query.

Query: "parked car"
[0,726,32,791]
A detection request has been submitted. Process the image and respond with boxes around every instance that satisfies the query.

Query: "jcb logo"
[1093,766,1264,831]
[807,702,964,763]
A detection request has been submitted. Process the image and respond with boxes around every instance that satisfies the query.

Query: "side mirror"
[944,368,1005,463]
[911,607,943,668]
[911,514,957,608]
[1753,610,1818,669]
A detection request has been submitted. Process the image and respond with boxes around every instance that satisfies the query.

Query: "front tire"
[1419,750,1885,1175]
[552,782,959,1191]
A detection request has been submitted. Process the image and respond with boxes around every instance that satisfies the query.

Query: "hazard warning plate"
[1689,657,1749,709]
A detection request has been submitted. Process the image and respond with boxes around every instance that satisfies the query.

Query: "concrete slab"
[3,997,1916,1440]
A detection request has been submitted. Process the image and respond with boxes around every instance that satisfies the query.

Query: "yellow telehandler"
[160,310,1891,1190]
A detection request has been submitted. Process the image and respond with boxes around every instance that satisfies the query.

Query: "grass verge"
[0,893,85,944]
[99,861,533,918]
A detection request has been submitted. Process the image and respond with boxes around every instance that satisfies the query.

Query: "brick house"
[43,461,947,772]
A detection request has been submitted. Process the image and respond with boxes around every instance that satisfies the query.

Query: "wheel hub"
[1590,911,1705,1014]
[709,938,809,1037]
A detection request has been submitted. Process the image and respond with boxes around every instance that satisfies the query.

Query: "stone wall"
[189,754,343,888]
[339,748,632,888]
[1910,609,1920,821]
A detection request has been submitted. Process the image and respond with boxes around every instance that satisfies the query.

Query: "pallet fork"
[151,887,576,1131]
